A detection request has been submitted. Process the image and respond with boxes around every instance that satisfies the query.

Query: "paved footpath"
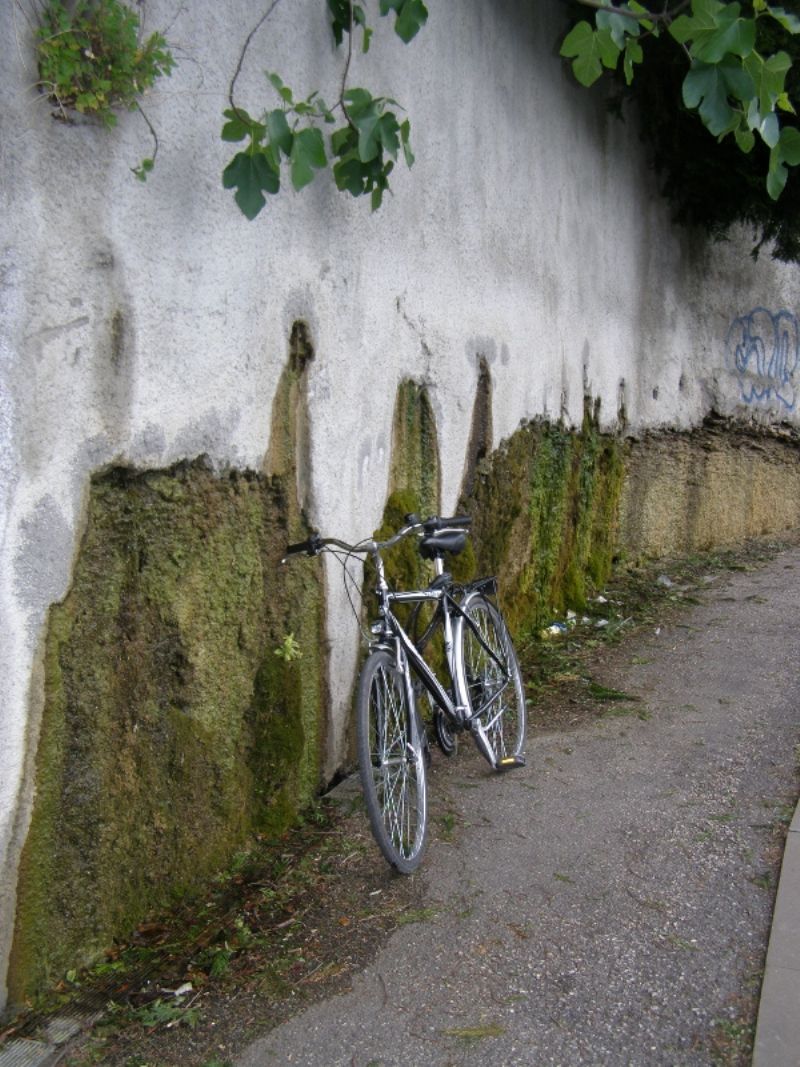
[236,547,800,1067]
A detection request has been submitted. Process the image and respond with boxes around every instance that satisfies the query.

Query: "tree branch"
[572,0,690,22]
[228,0,285,113]
[135,99,159,164]
[338,1,356,129]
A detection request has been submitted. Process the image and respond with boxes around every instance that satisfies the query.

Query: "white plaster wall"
[1,0,799,1008]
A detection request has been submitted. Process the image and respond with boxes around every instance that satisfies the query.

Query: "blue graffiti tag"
[725,307,799,411]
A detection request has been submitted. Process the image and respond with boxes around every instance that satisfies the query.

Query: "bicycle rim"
[357,650,428,873]
[462,596,526,761]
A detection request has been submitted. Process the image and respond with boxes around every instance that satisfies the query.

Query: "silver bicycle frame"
[371,554,470,726]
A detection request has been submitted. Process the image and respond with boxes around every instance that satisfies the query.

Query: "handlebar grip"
[283,533,321,559]
[423,514,471,532]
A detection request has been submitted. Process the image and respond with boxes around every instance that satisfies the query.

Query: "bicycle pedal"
[496,756,526,773]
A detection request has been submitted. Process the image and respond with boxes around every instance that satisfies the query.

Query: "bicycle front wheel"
[356,649,428,873]
[461,594,526,763]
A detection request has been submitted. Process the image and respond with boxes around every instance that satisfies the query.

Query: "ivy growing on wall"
[222,0,428,220]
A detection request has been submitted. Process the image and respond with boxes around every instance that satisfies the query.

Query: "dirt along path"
[7,541,799,1067]
[234,545,800,1066]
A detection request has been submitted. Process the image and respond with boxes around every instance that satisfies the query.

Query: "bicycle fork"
[447,601,525,774]
[467,701,526,772]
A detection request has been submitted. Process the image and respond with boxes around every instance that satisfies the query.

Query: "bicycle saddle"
[419,531,467,559]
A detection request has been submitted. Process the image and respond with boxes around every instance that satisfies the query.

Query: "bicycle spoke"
[360,659,425,864]
[461,595,525,764]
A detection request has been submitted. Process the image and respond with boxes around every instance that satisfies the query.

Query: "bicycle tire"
[460,593,526,763]
[356,649,428,873]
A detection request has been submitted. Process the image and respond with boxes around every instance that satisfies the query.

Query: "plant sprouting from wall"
[33,0,175,178]
[274,632,303,661]
[222,0,427,220]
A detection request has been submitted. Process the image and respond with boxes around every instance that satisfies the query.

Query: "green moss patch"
[9,461,325,1003]
[10,325,327,1006]
[367,381,444,604]
[461,401,625,638]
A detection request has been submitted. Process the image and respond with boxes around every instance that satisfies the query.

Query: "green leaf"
[766,5,800,34]
[290,127,327,191]
[400,118,414,167]
[343,87,375,119]
[333,153,368,195]
[222,150,280,220]
[699,15,756,63]
[561,21,618,87]
[132,157,154,181]
[623,36,643,84]
[762,51,792,110]
[779,124,800,163]
[327,0,350,46]
[221,108,255,143]
[268,72,294,104]
[331,125,357,157]
[395,0,427,42]
[266,109,293,157]
[629,0,656,33]
[356,107,382,162]
[670,3,722,47]
[377,112,401,158]
[760,109,780,147]
[380,0,428,43]
[765,127,800,201]
[671,3,756,62]
[745,50,792,117]
[75,91,98,112]
[734,123,756,151]
[682,57,755,135]
[597,7,640,49]
[371,174,389,211]
[596,27,622,69]
[768,145,788,198]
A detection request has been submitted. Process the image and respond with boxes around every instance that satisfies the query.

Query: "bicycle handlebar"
[283,533,323,558]
[281,514,472,564]
[405,513,471,533]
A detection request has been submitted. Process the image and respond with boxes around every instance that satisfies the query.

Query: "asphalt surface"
[235,547,800,1067]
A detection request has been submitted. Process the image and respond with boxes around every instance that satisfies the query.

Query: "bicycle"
[282,514,526,873]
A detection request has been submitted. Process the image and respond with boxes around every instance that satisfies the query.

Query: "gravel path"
[236,548,800,1066]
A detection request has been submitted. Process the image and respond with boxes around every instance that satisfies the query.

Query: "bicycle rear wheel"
[461,593,526,763]
[356,649,428,873]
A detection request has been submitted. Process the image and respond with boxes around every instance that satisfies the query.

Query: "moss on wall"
[370,378,625,646]
[9,333,325,1004]
[388,380,441,520]
[371,381,444,598]
[14,344,800,1007]
[461,400,625,638]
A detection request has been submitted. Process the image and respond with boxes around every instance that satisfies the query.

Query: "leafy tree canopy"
[560,1,800,262]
